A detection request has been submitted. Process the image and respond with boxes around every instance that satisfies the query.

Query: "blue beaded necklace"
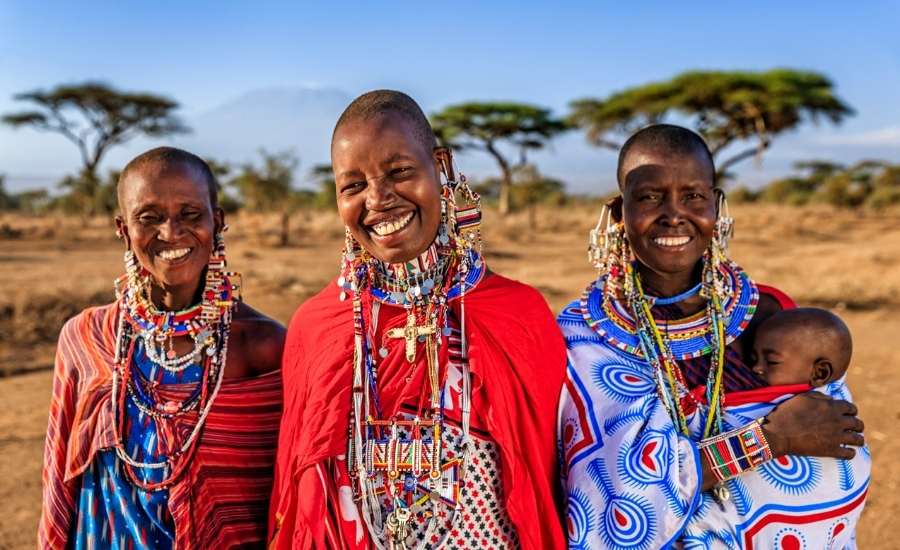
[647,282,703,306]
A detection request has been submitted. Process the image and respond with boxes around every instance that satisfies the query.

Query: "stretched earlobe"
[605,196,624,223]
[434,147,455,182]
[114,216,130,249]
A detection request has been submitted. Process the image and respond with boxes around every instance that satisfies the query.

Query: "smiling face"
[116,162,222,301]
[332,112,443,264]
[620,146,716,288]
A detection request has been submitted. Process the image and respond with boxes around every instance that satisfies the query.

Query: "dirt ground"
[1,204,898,549]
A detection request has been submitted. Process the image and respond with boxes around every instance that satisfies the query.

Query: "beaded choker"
[581,260,758,360]
[646,282,702,306]
[367,241,452,307]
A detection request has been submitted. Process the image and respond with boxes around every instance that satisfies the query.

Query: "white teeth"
[372,212,414,236]
[653,236,691,247]
[158,247,191,260]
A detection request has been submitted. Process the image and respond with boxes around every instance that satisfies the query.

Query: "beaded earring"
[338,227,368,301]
[118,249,150,301]
[440,155,483,264]
[587,201,632,302]
[203,225,241,318]
[701,189,734,305]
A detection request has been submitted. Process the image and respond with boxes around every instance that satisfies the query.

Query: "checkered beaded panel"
[373,421,519,549]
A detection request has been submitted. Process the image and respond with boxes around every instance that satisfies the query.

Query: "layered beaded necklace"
[110,239,240,491]
[582,259,758,438]
[342,185,484,550]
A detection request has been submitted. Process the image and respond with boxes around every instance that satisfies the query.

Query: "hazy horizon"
[2,1,898,195]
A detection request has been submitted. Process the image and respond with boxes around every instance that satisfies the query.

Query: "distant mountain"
[177,86,353,176]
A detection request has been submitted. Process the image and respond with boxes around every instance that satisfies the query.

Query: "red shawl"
[39,302,282,549]
[268,273,568,549]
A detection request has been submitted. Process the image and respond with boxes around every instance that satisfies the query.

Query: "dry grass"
[1,204,899,548]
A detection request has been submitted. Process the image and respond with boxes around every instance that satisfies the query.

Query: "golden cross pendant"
[387,313,436,363]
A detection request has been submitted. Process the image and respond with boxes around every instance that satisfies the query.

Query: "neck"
[374,240,443,283]
[637,264,697,297]
[636,261,706,315]
[150,280,202,311]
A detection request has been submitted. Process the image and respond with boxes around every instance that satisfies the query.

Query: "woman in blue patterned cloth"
[558,124,870,549]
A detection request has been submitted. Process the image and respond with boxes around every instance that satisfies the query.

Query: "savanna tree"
[431,102,568,214]
[568,69,853,177]
[2,82,188,214]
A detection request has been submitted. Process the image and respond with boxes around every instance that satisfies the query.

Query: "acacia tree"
[431,102,568,214]
[309,163,336,210]
[2,82,188,214]
[228,150,299,246]
[568,69,853,176]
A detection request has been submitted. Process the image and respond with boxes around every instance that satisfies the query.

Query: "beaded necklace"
[110,242,240,492]
[342,215,485,550]
[582,260,758,438]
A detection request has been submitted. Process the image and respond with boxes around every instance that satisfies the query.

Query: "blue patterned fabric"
[70,341,202,549]
[558,287,871,550]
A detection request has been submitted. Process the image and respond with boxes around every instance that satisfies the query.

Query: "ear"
[810,359,834,387]
[605,195,624,223]
[713,187,726,216]
[433,147,454,182]
[213,207,226,235]
[114,215,131,250]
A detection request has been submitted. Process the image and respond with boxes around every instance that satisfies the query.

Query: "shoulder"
[232,302,287,375]
[751,284,795,327]
[288,279,347,332]
[58,301,118,344]
[281,279,353,367]
[55,302,119,381]
[474,271,554,313]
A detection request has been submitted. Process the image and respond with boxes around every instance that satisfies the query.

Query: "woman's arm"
[38,319,83,549]
[697,391,865,491]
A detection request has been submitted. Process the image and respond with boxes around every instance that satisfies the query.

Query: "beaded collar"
[581,260,758,360]
[339,226,487,307]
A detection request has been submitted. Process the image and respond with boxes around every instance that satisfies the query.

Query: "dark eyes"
[136,210,202,224]
[638,191,705,202]
[341,181,366,194]
[340,167,414,194]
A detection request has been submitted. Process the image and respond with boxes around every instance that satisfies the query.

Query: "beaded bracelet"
[700,418,774,484]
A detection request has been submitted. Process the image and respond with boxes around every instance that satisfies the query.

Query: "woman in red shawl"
[40,147,284,549]
[268,90,567,549]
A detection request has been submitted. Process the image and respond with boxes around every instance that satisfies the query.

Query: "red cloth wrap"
[268,273,567,549]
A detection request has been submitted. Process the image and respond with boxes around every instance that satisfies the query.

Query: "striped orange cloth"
[38,302,282,549]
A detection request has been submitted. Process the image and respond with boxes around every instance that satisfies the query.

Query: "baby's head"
[751,307,852,387]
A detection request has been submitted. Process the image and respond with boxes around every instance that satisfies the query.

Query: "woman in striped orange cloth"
[39,147,285,549]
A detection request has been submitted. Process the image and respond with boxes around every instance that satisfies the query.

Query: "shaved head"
[617,124,715,189]
[117,147,218,211]
[332,90,437,153]
[762,307,853,379]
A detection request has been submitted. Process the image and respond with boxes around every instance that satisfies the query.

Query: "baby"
[750,307,853,387]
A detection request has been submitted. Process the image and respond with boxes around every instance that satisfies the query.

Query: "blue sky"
[1,1,898,193]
